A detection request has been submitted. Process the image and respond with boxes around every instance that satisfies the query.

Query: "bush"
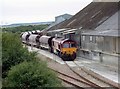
[0,45,1,88]
[2,33,37,78]
[4,61,62,88]
[2,32,62,88]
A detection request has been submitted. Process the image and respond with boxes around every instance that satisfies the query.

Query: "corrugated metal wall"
[81,35,120,54]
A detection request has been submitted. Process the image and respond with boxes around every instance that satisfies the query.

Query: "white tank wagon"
[28,31,32,34]
[31,30,36,34]
[20,32,24,38]
[36,30,41,33]
[34,30,41,35]
[39,35,51,49]
[30,30,42,35]
[28,34,41,47]
[21,32,30,44]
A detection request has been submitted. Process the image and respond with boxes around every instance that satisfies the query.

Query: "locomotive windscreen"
[63,43,69,48]
[62,41,76,48]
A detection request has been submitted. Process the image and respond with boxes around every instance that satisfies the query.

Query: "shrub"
[4,61,62,88]
[2,33,37,78]
[2,32,62,88]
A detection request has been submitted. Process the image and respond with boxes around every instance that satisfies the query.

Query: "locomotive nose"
[68,50,75,54]
[69,51,71,53]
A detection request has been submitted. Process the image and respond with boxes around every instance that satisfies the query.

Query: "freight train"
[21,31,77,61]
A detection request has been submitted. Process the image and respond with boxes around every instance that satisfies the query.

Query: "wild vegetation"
[2,33,36,78]
[0,31,2,89]
[2,32,62,88]
[4,61,61,88]
[2,24,49,33]
[0,32,2,65]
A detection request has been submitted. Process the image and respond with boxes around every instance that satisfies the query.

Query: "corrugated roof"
[47,28,70,33]
[82,30,120,37]
[61,29,77,35]
[47,2,119,31]
[95,11,119,31]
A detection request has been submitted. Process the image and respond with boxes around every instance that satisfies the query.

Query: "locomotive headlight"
[62,50,66,53]
[72,51,74,54]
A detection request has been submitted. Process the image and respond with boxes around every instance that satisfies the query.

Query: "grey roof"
[95,11,119,31]
[61,29,77,35]
[47,28,70,33]
[82,30,120,37]
[55,14,72,19]
[47,2,119,31]
[47,28,78,35]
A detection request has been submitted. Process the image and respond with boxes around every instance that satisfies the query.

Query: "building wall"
[103,37,112,52]
[55,14,72,24]
[116,37,120,54]
[55,17,66,24]
[48,14,72,29]
[81,35,119,53]
[80,35,119,67]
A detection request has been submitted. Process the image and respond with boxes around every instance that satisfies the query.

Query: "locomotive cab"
[61,40,77,61]
[52,38,77,61]
[62,41,76,54]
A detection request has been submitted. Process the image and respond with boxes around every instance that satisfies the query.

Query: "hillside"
[2,21,54,28]
[2,24,49,33]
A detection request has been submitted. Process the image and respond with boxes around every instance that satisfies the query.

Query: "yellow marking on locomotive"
[61,48,77,55]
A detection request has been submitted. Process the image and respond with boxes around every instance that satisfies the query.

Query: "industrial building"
[46,2,119,67]
[47,14,72,29]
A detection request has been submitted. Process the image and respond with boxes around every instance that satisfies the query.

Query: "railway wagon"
[21,32,31,44]
[31,30,41,34]
[39,35,54,52]
[39,35,51,49]
[28,34,41,47]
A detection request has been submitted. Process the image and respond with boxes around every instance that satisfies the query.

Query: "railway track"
[27,45,119,89]
[50,68,95,89]
[65,61,119,89]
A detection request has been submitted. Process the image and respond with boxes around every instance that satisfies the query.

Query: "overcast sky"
[1,0,92,25]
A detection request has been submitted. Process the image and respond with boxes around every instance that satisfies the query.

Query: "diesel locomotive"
[21,32,77,61]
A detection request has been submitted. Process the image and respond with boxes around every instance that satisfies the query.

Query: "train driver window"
[63,43,69,48]
[58,44,60,49]
[70,43,76,47]
[52,42,54,46]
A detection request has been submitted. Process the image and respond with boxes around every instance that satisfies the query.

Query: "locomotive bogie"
[61,53,76,61]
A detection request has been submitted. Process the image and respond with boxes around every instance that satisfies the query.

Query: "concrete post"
[31,44,33,50]
[99,52,103,62]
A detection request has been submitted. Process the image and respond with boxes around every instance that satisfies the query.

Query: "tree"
[4,61,62,88]
[0,32,2,89]
[2,32,62,88]
[2,33,36,78]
